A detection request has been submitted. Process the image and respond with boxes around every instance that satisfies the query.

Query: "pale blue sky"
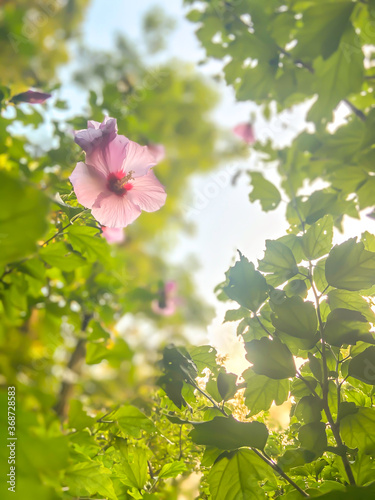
[81,0,372,359]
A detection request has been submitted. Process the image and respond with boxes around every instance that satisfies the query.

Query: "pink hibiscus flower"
[70,117,167,228]
[11,90,52,104]
[101,226,125,244]
[152,281,178,316]
[233,123,255,144]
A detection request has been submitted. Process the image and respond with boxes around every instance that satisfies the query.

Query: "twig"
[54,313,92,419]
[343,99,366,122]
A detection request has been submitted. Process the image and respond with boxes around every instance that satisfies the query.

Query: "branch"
[54,313,92,419]
[309,270,356,486]
[342,99,366,122]
[252,448,310,497]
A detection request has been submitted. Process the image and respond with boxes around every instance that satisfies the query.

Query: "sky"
[79,0,373,367]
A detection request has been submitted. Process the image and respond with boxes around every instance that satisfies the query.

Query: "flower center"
[107,171,134,196]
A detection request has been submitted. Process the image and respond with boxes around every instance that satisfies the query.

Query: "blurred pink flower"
[11,90,51,104]
[152,281,178,316]
[70,117,167,228]
[233,123,255,144]
[101,226,125,244]
[148,143,165,162]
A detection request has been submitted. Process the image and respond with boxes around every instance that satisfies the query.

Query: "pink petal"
[165,281,177,294]
[11,90,51,104]
[147,143,165,163]
[126,170,166,212]
[75,117,118,154]
[69,161,106,209]
[233,123,255,144]
[122,140,157,178]
[91,192,142,228]
[101,226,125,244]
[151,298,177,316]
[85,134,130,177]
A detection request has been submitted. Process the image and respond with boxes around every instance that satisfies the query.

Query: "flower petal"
[233,123,255,144]
[147,143,165,163]
[91,192,142,228]
[127,170,167,212]
[69,162,106,209]
[85,134,130,177]
[101,226,125,244]
[75,117,118,155]
[122,140,157,178]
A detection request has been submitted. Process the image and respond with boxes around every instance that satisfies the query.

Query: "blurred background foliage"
[0,2,245,498]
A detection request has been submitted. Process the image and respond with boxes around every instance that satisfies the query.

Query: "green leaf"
[40,242,87,272]
[207,449,275,500]
[68,225,110,262]
[245,337,296,379]
[258,240,299,286]
[298,422,327,455]
[324,309,373,347]
[295,396,322,424]
[325,239,375,291]
[113,442,148,490]
[340,407,375,453]
[270,295,317,340]
[301,215,333,260]
[327,289,375,323]
[189,415,268,450]
[308,27,363,123]
[243,369,289,416]
[348,346,375,385]
[217,371,238,401]
[158,461,187,479]
[0,172,49,266]
[223,253,268,311]
[278,448,316,471]
[293,2,355,60]
[248,171,281,211]
[312,484,375,499]
[224,307,249,322]
[68,400,95,431]
[189,345,218,375]
[109,405,156,438]
[64,461,117,500]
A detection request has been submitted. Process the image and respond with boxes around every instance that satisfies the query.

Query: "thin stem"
[41,209,88,247]
[343,99,366,122]
[192,383,228,416]
[252,448,310,497]
[276,44,314,74]
[297,373,321,400]
[309,269,356,486]
[255,315,274,337]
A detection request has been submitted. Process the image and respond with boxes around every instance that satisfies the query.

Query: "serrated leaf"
[301,215,333,260]
[340,407,375,453]
[325,238,375,291]
[324,309,373,347]
[245,337,296,379]
[109,405,156,438]
[248,171,281,211]
[270,295,317,340]
[243,369,289,416]
[258,240,299,286]
[208,449,275,500]
[65,461,117,500]
[224,253,268,311]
